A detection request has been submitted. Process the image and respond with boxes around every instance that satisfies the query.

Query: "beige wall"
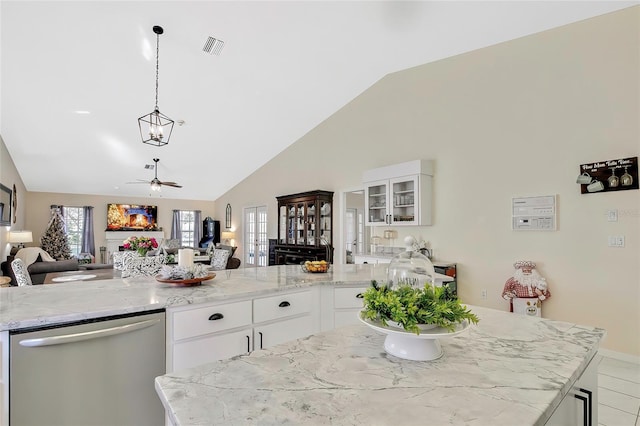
[217,7,640,356]
[0,135,27,260]
[24,192,216,255]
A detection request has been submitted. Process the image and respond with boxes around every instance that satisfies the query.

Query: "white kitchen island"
[0,264,604,425]
[154,305,604,426]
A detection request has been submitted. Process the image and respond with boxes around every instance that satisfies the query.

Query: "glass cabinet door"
[319,200,331,245]
[365,180,389,226]
[390,175,419,225]
[287,203,296,244]
[306,201,316,246]
[296,202,305,245]
[279,205,287,244]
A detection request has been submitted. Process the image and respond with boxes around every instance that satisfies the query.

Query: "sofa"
[0,247,113,286]
[1,247,81,285]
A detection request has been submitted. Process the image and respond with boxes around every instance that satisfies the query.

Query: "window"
[63,206,84,257]
[178,210,196,247]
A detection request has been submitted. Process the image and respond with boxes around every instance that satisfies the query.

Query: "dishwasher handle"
[18,318,162,347]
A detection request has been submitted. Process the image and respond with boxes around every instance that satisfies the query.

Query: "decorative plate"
[154,273,216,287]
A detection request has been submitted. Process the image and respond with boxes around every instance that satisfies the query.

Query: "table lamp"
[9,230,33,249]
[221,231,235,245]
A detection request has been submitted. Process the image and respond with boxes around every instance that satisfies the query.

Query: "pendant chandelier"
[138,25,174,147]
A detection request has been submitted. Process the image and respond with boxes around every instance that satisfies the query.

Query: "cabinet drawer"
[334,287,367,309]
[253,291,312,323]
[172,300,252,341]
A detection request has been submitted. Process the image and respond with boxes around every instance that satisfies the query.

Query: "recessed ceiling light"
[74,110,91,115]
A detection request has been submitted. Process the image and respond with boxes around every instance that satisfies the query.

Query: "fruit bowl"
[301,260,330,273]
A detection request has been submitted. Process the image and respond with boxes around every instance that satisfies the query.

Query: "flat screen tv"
[106,204,159,231]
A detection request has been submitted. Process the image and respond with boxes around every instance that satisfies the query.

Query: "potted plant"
[360,280,479,334]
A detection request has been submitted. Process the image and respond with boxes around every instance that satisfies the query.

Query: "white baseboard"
[598,348,640,365]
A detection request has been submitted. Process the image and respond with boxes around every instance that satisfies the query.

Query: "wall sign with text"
[578,156,638,194]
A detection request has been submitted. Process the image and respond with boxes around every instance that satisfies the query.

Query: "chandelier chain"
[155,32,160,111]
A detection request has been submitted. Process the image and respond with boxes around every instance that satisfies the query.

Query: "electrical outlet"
[481,289,487,300]
[607,210,618,222]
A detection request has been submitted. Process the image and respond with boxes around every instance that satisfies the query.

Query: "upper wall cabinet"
[363,160,433,227]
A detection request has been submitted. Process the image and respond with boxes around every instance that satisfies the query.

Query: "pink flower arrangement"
[123,236,159,256]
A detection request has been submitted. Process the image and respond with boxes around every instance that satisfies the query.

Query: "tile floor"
[598,355,640,426]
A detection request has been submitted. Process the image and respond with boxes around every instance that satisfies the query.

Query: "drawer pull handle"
[578,388,593,426]
[279,301,290,308]
[208,313,224,321]
[574,394,588,426]
[356,293,364,299]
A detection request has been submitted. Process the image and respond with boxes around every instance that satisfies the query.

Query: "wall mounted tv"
[106,204,159,231]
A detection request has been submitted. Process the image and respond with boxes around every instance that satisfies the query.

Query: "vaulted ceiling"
[1,1,635,201]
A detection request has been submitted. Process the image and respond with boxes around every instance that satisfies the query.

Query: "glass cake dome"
[387,236,436,290]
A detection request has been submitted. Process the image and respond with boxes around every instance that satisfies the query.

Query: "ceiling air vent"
[144,164,155,170]
[203,36,225,55]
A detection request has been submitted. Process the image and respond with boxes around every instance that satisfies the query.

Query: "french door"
[243,206,268,267]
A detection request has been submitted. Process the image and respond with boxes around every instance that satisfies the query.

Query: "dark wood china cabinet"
[275,190,333,265]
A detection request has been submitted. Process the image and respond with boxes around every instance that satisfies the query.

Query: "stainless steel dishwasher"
[9,309,166,426]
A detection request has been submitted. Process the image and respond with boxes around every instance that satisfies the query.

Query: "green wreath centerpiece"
[360,280,479,334]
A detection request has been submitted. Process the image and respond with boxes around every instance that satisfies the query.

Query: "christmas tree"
[41,209,72,260]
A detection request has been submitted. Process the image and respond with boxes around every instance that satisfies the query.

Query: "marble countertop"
[155,306,605,426]
[0,264,389,331]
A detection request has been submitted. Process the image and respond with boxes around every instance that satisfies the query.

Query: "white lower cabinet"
[545,354,599,425]
[172,328,253,372]
[254,315,313,351]
[167,289,318,372]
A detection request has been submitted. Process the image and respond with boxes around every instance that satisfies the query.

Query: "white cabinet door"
[545,354,599,426]
[365,175,431,226]
[364,179,389,226]
[172,328,253,372]
[389,175,420,226]
[574,354,599,424]
[253,315,314,351]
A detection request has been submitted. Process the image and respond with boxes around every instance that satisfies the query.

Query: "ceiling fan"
[127,158,182,191]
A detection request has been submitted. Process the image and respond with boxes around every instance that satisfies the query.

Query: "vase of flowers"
[122,236,159,257]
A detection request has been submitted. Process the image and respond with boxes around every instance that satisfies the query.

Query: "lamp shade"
[9,230,33,244]
[221,231,234,242]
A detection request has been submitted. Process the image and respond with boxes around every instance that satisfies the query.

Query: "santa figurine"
[502,261,551,315]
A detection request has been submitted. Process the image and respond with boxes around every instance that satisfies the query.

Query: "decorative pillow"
[112,251,137,271]
[210,249,230,270]
[11,258,33,286]
[121,255,166,278]
[215,244,237,257]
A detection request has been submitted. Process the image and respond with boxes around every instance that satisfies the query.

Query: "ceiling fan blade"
[161,182,182,188]
[125,181,151,184]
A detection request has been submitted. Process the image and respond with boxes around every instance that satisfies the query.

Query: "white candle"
[178,249,194,267]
